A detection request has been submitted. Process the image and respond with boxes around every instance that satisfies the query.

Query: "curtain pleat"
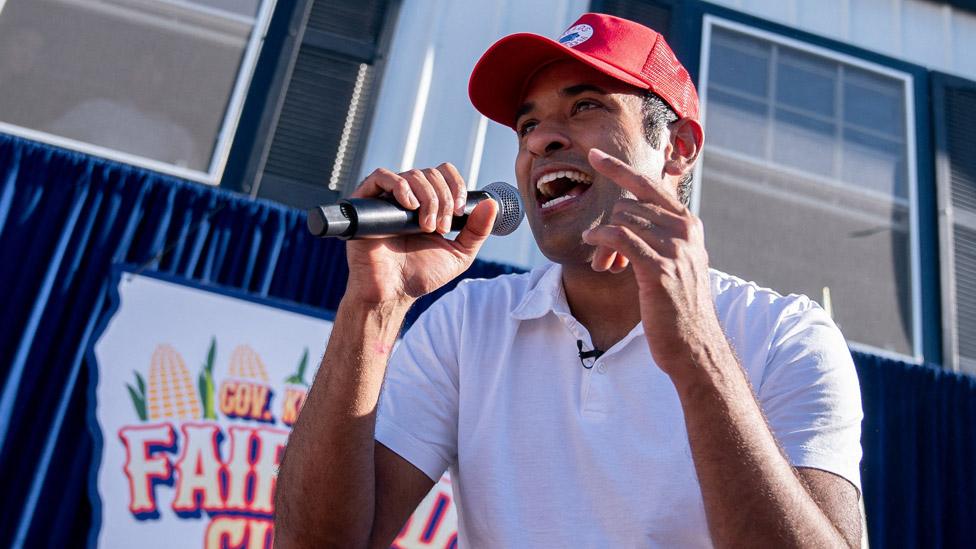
[1,133,974,548]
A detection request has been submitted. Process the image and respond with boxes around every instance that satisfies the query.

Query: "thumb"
[453,199,497,254]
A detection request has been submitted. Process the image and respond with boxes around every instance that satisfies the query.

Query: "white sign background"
[89,270,457,548]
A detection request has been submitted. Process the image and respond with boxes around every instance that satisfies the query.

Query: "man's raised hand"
[582,147,721,379]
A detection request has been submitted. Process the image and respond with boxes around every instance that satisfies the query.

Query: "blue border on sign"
[84,264,336,548]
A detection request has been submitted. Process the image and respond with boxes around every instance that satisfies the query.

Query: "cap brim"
[469,33,650,130]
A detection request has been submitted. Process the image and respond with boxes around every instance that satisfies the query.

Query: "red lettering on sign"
[118,423,176,518]
[172,423,224,514]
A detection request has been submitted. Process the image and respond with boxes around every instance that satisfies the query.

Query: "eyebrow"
[515,83,611,122]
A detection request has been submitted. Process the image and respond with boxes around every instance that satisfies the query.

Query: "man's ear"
[664,118,704,177]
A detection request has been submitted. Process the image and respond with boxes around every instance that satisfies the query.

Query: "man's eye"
[573,100,600,113]
[518,121,537,137]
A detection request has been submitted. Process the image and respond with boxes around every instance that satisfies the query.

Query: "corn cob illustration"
[228,344,270,383]
[197,337,217,420]
[146,344,202,421]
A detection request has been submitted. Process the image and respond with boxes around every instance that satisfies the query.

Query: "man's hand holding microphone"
[307,162,523,305]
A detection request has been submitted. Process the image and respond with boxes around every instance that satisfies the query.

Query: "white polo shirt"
[376,263,862,547]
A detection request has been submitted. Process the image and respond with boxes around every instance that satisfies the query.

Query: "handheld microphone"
[307,181,524,240]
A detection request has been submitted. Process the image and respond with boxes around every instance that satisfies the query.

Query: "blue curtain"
[0,134,521,547]
[0,134,974,547]
[854,351,976,548]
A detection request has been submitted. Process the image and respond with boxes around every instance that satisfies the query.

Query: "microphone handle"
[308,190,492,239]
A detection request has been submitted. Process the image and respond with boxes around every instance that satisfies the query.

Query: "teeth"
[535,169,592,192]
[541,194,575,209]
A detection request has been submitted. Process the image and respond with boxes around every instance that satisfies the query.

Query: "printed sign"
[90,271,458,548]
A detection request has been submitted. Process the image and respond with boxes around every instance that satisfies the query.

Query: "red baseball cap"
[468,13,699,130]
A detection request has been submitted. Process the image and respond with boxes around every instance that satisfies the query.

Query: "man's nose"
[525,121,571,157]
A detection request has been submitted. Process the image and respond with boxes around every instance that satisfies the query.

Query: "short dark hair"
[641,92,694,206]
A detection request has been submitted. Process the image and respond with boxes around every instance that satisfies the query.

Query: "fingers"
[610,198,682,230]
[592,247,631,274]
[400,169,441,233]
[453,199,497,254]
[590,245,617,272]
[352,168,419,210]
[437,162,468,216]
[354,164,469,235]
[588,148,683,212]
[608,252,630,274]
[585,198,687,272]
[421,168,454,234]
[581,151,701,274]
[583,225,662,268]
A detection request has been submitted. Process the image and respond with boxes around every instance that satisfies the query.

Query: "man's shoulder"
[708,268,837,368]
[709,268,820,321]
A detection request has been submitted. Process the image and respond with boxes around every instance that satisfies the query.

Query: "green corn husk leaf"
[197,372,207,413]
[127,383,148,421]
[285,348,311,386]
[135,371,146,398]
[198,370,216,420]
[297,348,309,385]
[205,337,216,375]
[204,369,215,419]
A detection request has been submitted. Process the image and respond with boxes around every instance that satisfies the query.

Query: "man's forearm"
[275,296,412,547]
[670,328,851,548]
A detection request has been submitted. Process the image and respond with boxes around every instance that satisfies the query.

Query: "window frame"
[0,0,278,185]
[695,14,924,363]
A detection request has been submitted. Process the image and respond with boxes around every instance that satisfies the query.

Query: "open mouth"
[536,170,593,210]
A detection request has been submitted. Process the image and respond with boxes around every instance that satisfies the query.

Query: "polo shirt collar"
[510,262,567,320]
[510,262,648,353]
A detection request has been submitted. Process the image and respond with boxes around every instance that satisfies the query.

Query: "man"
[276,13,863,548]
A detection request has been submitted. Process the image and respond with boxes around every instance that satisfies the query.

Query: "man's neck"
[560,262,642,352]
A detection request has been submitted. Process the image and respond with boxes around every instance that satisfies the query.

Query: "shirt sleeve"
[375,289,463,482]
[758,298,864,492]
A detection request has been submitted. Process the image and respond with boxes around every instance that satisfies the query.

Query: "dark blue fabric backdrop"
[854,351,976,548]
[0,134,973,547]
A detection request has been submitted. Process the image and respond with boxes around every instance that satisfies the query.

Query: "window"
[696,17,920,360]
[0,0,274,183]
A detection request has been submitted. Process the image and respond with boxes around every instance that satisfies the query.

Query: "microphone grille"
[483,181,524,236]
